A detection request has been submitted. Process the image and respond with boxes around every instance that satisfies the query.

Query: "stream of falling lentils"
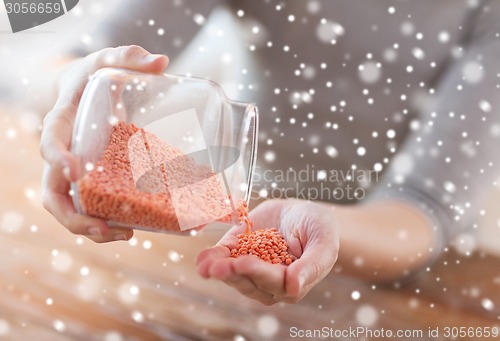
[231,201,294,265]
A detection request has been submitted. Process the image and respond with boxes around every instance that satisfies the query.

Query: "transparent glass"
[71,68,258,235]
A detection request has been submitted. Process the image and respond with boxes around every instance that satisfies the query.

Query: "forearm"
[332,200,436,282]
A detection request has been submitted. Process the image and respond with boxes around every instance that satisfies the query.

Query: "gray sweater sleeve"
[370,0,500,249]
[72,0,498,251]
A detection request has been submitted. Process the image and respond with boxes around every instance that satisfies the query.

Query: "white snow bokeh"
[358,61,381,84]
[0,320,10,337]
[383,48,397,63]
[355,305,379,327]
[438,31,450,43]
[412,47,425,60]
[104,331,123,341]
[479,100,492,113]
[257,314,280,338]
[80,266,90,276]
[481,298,495,311]
[233,335,246,341]
[53,320,66,332]
[307,1,321,14]
[391,153,414,176]
[400,21,415,36]
[131,310,144,323]
[168,250,182,263]
[452,233,477,256]
[264,150,276,163]
[325,145,339,158]
[118,282,141,304]
[316,20,345,44]
[0,211,24,233]
[444,181,457,194]
[462,61,484,84]
[490,124,500,137]
[351,290,361,301]
[77,276,101,301]
[51,250,74,273]
[143,240,152,250]
[356,146,366,156]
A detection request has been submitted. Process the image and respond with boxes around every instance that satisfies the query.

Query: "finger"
[43,187,133,242]
[231,255,288,297]
[224,275,277,306]
[195,245,230,278]
[58,46,168,103]
[215,225,241,249]
[85,227,134,243]
[41,163,105,233]
[42,185,107,236]
[40,105,81,181]
[223,270,297,305]
[285,237,339,298]
[208,258,277,306]
[207,256,234,279]
[42,165,132,242]
[56,45,169,104]
[41,46,169,175]
[89,45,169,75]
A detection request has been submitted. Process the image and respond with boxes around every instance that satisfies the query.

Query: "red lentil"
[230,228,294,265]
[236,200,253,234]
[78,122,232,232]
[231,203,294,266]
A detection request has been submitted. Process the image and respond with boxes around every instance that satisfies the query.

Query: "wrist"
[331,200,435,282]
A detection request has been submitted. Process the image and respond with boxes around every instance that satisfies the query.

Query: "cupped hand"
[40,45,169,243]
[196,199,339,305]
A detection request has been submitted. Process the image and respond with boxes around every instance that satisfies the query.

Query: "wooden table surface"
[0,108,499,341]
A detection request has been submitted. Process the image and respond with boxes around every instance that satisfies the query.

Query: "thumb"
[285,240,338,298]
[89,45,169,75]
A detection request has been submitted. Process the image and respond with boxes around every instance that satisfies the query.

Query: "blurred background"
[0,0,499,340]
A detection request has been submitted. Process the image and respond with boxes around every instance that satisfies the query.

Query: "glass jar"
[70,68,258,235]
